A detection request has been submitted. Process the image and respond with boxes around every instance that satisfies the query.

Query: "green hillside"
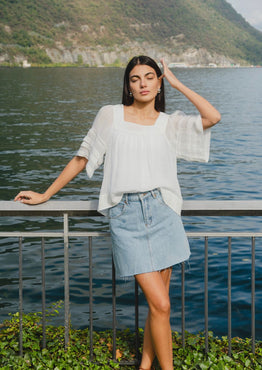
[0,0,262,65]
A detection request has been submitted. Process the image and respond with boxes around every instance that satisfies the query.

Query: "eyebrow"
[129,71,155,79]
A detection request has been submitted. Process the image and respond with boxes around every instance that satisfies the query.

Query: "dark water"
[0,66,262,339]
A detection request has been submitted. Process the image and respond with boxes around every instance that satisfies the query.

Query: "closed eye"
[130,72,156,82]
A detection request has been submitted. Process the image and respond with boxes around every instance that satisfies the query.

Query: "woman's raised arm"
[14,156,88,204]
[160,59,221,129]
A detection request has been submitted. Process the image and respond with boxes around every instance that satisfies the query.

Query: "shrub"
[0,306,261,369]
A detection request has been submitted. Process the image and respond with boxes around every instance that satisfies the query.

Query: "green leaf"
[245,359,251,367]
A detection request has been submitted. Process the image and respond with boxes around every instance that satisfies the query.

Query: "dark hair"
[122,55,165,112]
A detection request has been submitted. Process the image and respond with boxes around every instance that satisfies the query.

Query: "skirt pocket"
[108,200,127,219]
[155,190,169,208]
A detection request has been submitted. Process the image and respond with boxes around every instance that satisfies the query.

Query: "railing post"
[251,237,256,354]
[89,236,94,361]
[205,236,209,353]
[228,237,232,356]
[41,237,46,348]
[19,237,23,357]
[181,262,185,349]
[63,213,70,349]
[112,257,116,361]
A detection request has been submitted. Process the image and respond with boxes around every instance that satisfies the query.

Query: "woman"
[15,56,221,369]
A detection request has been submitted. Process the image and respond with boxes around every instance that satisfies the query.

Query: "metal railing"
[0,200,262,365]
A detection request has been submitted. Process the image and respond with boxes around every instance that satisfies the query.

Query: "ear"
[158,75,163,89]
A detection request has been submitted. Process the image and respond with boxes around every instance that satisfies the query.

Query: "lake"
[0,66,262,339]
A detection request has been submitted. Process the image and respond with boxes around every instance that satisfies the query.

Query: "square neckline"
[122,104,162,127]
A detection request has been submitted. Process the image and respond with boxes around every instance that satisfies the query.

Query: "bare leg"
[136,268,173,370]
[139,268,172,368]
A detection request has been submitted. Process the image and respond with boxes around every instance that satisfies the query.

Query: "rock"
[45,42,234,67]
[0,41,235,67]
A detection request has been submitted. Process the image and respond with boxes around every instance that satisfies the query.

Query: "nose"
[140,78,147,88]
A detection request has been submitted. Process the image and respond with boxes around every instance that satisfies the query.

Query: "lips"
[140,90,150,95]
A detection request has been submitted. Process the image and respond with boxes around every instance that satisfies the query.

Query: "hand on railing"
[14,191,48,205]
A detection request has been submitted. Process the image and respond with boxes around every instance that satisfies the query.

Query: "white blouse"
[77,104,211,215]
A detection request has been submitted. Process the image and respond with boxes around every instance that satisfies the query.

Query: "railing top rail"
[182,200,262,216]
[1,200,262,217]
[0,200,99,216]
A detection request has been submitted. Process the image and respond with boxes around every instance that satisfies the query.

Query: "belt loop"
[151,189,156,198]
[125,193,129,204]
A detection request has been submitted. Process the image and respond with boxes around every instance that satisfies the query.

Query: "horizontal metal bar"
[182,200,262,216]
[186,232,262,237]
[68,232,109,237]
[1,200,262,217]
[0,200,100,217]
[0,232,65,238]
[1,232,262,239]
[0,231,109,238]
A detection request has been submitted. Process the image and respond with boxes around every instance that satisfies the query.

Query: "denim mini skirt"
[108,189,190,278]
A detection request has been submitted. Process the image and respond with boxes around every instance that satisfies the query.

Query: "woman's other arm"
[160,59,221,129]
[14,156,88,204]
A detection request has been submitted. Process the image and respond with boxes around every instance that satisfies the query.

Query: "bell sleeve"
[77,105,113,178]
[166,110,211,162]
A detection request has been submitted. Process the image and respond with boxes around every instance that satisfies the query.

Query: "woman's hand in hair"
[159,58,181,90]
[160,58,221,128]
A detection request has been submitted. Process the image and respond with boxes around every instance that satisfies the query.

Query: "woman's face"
[129,64,161,104]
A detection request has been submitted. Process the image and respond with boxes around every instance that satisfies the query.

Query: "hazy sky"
[226,0,262,31]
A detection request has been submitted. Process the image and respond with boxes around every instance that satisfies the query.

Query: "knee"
[151,297,170,317]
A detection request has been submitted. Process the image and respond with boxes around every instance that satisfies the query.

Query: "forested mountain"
[0,0,262,66]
